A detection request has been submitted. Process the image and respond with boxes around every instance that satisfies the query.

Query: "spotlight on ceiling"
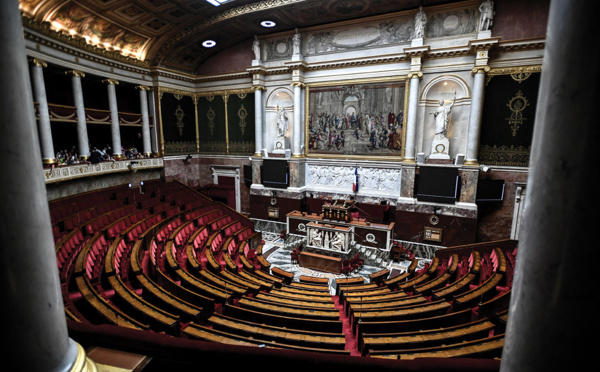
[202,40,216,48]
[206,0,234,6]
[261,20,276,28]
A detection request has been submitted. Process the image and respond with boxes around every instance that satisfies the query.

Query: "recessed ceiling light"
[261,20,276,28]
[206,0,234,6]
[202,40,216,48]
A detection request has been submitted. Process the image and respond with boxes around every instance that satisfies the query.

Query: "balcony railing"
[44,157,163,183]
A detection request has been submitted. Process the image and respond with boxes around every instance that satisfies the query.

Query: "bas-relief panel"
[273,6,479,57]
[306,164,401,195]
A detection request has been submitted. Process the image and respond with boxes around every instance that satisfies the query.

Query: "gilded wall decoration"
[506,90,530,136]
[175,105,185,136]
[238,105,248,135]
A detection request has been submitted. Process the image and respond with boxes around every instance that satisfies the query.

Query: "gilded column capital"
[135,85,151,91]
[65,70,85,78]
[407,71,423,79]
[32,58,47,68]
[102,78,119,85]
[290,82,306,88]
[251,85,266,92]
[472,66,490,75]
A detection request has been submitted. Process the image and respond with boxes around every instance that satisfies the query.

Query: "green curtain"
[161,92,197,155]
[227,92,255,155]
[479,70,541,166]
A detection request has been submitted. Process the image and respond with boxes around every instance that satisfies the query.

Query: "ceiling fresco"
[20,0,456,74]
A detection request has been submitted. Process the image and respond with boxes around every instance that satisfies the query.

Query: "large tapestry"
[479,67,541,166]
[306,79,407,159]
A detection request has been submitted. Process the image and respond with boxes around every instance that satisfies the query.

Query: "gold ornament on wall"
[506,90,530,136]
[238,104,248,135]
[175,105,185,136]
[207,107,216,136]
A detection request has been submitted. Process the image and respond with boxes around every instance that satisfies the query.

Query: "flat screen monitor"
[476,179,505,202]
[243,165,252,184]
[261,159,288,188]
[416,166,459,204]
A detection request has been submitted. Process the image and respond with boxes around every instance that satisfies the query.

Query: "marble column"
[464,66,488,166]
[66,69,90,160]
[30,58,56,164]
[253,86,265,156]
[104,78,123,159]
[147,88,159,156]
[500,2,599,371]
[0,0,93,370]
[404,71,422,163]
[137,85,152,156]
[292,82,304,157]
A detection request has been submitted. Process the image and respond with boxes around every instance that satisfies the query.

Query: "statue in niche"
[412,6,427,39]
[276,106,288,138]
[479,0,495,32]
[252,36,261,61]
[430,94,456,159]
[433,94,456,138]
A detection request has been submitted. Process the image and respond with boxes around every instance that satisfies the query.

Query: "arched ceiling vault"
[19,0,456,75]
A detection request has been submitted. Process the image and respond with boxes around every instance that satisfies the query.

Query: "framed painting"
[305,77,408,159]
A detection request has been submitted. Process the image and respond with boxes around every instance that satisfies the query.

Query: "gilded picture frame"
[304,77,408,160]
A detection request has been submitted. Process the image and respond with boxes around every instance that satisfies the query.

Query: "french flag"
[353,168,359,193]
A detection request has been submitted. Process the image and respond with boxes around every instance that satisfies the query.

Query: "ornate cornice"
[497,38,546,53]
[22,16,150,68]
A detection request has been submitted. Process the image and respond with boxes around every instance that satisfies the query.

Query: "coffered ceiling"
[20,0,456,74]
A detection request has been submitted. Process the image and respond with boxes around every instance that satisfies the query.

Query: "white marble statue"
[479,0,495,32]
[252,37,261,61]
[433,95,456,137]
[412,6,427,39]
[292,30,301,55]
[276,106,288,138]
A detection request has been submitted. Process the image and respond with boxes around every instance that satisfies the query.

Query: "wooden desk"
[87,346,151,372]
[298,251,342,274]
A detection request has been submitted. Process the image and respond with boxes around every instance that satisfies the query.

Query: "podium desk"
[298,251,342,274]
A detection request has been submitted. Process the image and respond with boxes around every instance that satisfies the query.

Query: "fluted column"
[253,86,265,156]
[464,67,488,166]
[501,1,598,371]
[66,69,90,160]
[291,82,304,157]
[404,71,422,163]
[103,78,123,159]
[30,58,55,164]
[0,0,93,370]
[137,85,152,156]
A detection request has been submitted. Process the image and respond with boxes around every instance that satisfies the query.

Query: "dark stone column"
[501,2,599,371]
[0,1,93,370]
